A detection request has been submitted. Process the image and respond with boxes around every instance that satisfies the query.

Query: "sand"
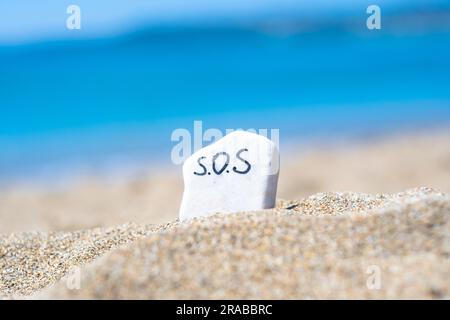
[0,187,447,299]
[0,130,450,299]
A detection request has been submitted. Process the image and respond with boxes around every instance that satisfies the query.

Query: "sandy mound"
[1,187,448,299]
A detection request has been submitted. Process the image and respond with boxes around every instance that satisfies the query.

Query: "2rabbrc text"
[176,303,272,318]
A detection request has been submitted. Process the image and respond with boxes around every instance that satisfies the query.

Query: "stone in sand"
[179,131,279,220]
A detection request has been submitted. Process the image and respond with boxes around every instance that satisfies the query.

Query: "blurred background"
[1,0,449,186]
[1,1,450,300]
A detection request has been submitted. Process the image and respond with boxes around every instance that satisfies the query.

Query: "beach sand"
[1,130,450,299]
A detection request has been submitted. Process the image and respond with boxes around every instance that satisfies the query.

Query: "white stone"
[179,131,279,221]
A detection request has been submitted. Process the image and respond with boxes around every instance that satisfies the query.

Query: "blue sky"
[0,0,439,44]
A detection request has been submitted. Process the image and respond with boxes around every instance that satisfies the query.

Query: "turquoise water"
[1,26,450,183]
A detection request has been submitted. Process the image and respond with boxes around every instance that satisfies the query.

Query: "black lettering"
[233,148,251,174]
[193,156,207,176]
[212,152,230,175]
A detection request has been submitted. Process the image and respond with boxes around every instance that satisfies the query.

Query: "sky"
[0,0,442,44]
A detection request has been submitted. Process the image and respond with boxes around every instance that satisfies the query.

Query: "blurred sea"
[1,17,450,184]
